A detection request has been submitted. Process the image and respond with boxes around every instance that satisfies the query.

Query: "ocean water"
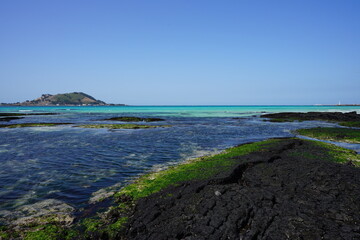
[0,105,359,222]
[0,105,359,117]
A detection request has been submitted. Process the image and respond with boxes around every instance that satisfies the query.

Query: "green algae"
[23,224,77,240]
[104,217,128,239]
[0,227,10,240]
[104,116,164,122]
[339,121,360,128]
[76,124,170,129]
[311,140,360,166]
[79,216,128,239]
[296,127,360,144]
[81,218,103,233]
[116,139,282,200]
[2,137,360,239]
[0,123,71,128]
[287,139,360,167]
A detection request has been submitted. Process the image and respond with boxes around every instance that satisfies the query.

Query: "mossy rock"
[116,139,283,200]
[103,116,165,122]
[2,138,359,239]
[339,121,360,128]
[76,124,170,129]
[295,127,360,144]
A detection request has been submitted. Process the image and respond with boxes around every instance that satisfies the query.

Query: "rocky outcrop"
[126,139,360,240]
[261,111,360,122]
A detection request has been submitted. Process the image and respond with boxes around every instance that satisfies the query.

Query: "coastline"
[1,137,359,239]
[0,110,360,239]
[123,138,360,239]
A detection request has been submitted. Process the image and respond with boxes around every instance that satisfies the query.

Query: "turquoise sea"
[0,105,359,224]
[1,105,360,117]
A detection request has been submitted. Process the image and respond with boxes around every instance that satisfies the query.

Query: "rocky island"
[0,92,125,106]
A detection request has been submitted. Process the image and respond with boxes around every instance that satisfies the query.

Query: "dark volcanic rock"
[126,139,360,240]
[0,117,24,122]
[261,111,360,122]
[0,112,58,116]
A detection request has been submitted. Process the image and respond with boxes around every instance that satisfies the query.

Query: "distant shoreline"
[315,104,360,106]
[1,104,360,107]
[0,103,126,107]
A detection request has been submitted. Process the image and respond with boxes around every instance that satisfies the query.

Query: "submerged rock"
[0,117,24,122]
[0,199,75,229]
[89,183,122,204]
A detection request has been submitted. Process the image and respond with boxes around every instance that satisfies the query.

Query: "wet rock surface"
[126,139,360,240]
[0,199,75,229]
[261,111,360,122]
[0,117,24,122]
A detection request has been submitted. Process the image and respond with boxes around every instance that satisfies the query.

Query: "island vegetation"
[0,92,125,106]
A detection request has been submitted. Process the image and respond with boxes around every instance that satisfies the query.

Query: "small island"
[0,92,125,106]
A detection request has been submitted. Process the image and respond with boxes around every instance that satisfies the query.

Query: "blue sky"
[1,0,359,105]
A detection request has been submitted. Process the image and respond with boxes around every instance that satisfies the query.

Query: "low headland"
[0,111,359,239]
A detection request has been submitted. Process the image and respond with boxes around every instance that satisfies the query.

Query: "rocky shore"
[124,138,360,240]
[1,112,360,239]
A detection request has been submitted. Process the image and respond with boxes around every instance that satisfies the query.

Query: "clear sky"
[1,0,359,105]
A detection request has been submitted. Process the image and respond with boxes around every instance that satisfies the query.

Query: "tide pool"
[0,106,359,224]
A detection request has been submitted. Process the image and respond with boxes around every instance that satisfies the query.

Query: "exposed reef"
[339,121,360,127]
[295,127,360,144]
[261,111,360,123]
[0,117,24,122]
[0,123,72,128]
[103,117,165,122]
[123,138,360,239]
[0,138,359,239]
[0,113,58,116]
[76,124,170,130]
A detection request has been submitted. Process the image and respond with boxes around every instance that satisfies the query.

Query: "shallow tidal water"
[0,106,359,222]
